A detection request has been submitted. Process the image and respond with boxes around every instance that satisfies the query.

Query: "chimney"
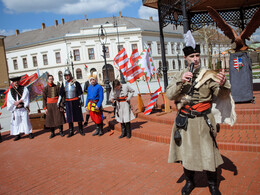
[149,16,153,21]
[61,18,65,25]
[119,11,122,17]
[42,23,45,30]
[55,19,58,26]
[85,14,88,21]
[16,29,19,36]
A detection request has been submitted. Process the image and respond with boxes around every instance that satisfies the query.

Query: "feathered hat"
[183,30,200,56]
[88,72,98,81]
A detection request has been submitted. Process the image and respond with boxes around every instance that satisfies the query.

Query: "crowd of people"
[1,30,234,194]
[3,69,136,142]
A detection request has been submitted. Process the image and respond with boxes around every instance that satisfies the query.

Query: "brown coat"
[166,67,231,172]
[43,84,66,128]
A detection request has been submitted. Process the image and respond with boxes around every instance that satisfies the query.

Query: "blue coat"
[86,84,103,108]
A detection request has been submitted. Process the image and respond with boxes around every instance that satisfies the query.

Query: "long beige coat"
[109,84,135,123]
[166,67,231,172]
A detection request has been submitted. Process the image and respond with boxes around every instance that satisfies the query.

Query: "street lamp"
[98,25,112,105]
[70,51,75,78]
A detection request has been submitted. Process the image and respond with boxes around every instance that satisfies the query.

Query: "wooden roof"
[143,0,260,11]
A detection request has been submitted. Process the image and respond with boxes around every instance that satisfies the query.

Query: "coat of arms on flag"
[233,57,243,71]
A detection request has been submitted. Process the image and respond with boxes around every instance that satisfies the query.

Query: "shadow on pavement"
[176,155,237,188]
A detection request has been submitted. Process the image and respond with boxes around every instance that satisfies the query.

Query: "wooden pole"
[145,77,152,94]
[135,82,141,94]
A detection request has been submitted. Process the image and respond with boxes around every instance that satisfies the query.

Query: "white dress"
[7,87,32,135]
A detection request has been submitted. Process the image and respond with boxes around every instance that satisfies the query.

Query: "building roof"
[4,16,183,50]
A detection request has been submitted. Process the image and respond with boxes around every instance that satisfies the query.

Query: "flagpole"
[145,77,152,94]
[135,81,141,94]
[156,74,165,102]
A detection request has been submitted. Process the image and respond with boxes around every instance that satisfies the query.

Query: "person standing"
[7,76,34,141]
[85,72,104,136]
[58,69,85,137]
[83,80,90,126]
[43,75,66,139]
[109,79,135,139]
[166,31,235,195]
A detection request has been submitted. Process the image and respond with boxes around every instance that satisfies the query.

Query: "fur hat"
[183,30,200,56]
[10,76,21,82]
[88,72,98,81]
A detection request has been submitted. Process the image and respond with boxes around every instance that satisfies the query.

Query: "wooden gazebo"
[143,0,260,90]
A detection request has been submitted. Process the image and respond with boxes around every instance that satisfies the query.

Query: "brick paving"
[0,90,259,194]
[0,128,259,194]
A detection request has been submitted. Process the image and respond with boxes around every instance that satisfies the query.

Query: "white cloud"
[138,5,158,21]
[0,29,16,36]
[2,0,139,15]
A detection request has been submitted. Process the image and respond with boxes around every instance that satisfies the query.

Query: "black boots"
[14,133,33,141]
[126,122,131,139]
[59,125,64,137]
[92,123,103,136]
[49,128,55,139]
[14,134,21,141]
[182,168,195,195]
[84,114,90,126]
[207,171,221,195]
[0,133,2,143]
[78,122,85,136]
[67,123,74,138]
[29,133,34,139]
[119,123,126,138]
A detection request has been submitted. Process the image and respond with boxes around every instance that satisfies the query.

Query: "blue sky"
[0,0,259,42]
[0,0,158,36]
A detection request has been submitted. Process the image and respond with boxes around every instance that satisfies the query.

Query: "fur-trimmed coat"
[166,67,235,172]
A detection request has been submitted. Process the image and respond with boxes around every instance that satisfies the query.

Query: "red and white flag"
[84,64,88,69]
[144,87,162,115]
[113,48,130,76]
[125,49,144,83]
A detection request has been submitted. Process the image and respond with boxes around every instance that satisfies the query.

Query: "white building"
[4,15,225,84]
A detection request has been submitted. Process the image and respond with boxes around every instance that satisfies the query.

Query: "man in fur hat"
[7,76,34,141]
[85,72,104,136]
[166,31,235,195]
[58,69,85,137]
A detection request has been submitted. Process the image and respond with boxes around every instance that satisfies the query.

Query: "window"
[55,52,61,63]
[76,68,82,79]
[22,58,28,68]
[171,43,175,54]
[105,46,110,58]
[166,61,169,70]
[176,43,180,52]
[58,71,63,82]
[148,43,152,54]
[131,44,137,51]
[43,54,48,65]
[88,48,95,60]
[172,60,176,70]
[32,56,38,67]
[73,49,80,61]
[165,43,168,54]
[13,59,18,70]
[118,45,123,52]
[157,43,161,54]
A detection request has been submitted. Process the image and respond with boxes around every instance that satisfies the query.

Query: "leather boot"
[98,123,104,136]
[182,168,195,195]
[119,123,126,138]
[59,125,64,137]
[207,171,221,195]
[84,114,90,126]
[67,123,74,138]
[92,124,100,136]
[14,134,21,141]
[49,128,55,139]
[29,133,34,139]
[0,133,2,143]
[126,122,131,139]
[78,122,85,136]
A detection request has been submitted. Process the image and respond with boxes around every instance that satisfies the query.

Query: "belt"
[180,108,211,118]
